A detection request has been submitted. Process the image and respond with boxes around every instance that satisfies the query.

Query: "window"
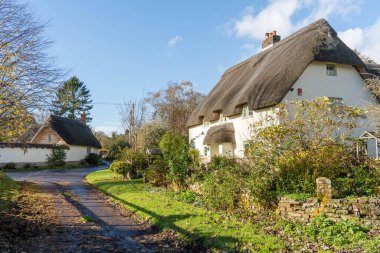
[242,105,254,117]
[203,146,210,156]
[219,113,227,122]
[326,64,337,76]
[203,120,210,127]
[48,134,51,142]
[87,147,91,154]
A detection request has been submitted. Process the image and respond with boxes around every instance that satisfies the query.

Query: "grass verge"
[86,169,283,252]
[0,171,19,211]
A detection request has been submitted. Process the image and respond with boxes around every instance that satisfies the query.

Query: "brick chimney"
[80,112,86,124]
[262,30,281,50]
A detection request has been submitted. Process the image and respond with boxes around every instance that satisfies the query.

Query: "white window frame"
[326,64,337,76]
[242,105,254,118]
[219,113,227,123]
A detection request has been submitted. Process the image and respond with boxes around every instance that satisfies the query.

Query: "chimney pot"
[272,30,277,36]
[265,32,269,38]
[80,112,87,124]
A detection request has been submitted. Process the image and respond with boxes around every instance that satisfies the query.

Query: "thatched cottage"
[187,19,378,160]
[0,114,101,166]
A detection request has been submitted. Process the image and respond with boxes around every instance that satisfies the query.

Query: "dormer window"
[48,134,51,142]
[203,120,210,127]
[326,64,337,76]
[328,97,343,107]
[242,105,254,117]
[219,113,227,122]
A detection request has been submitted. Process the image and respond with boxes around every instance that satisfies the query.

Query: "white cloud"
[339,19,380,62]
[232,0,362,40]
[338,28,364,50]
[241,43,256,50]
[168,35,183,47]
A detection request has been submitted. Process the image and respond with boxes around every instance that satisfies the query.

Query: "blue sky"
[28,0,380,134]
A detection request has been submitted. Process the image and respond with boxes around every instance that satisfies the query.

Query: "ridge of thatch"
[34,115,101,149]
[187,19,365,127]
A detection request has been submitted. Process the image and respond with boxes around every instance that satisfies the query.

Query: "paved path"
[6,165,154,253]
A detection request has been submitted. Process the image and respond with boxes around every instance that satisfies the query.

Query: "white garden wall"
[0,144,99,167]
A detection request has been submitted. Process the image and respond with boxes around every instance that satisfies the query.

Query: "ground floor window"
[203,145,210,156]
[87,147,91,154]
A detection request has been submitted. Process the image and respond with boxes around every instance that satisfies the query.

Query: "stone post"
[316,177,332,205]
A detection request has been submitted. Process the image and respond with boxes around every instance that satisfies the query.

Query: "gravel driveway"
[6,165,156,253]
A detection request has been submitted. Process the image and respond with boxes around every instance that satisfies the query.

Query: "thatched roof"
[187,19,365,127]
[203,123,235,144]
[33,115,101,149]
[0,142,69,149]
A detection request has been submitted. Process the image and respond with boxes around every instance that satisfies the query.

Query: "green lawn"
[86,169,283,252]
[0,171,19,211]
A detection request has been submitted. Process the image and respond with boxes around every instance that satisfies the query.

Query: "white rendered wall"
[189,107,275,159]
[0,145,99,165]
[0,147,52,164]
[189,61,377,159]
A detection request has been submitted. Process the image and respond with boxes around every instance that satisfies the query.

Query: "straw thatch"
[32,115,101,148]
[187,19,365,127]
[203,123,235,144]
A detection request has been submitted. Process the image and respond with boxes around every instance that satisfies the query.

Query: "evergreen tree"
[51,76,93,122]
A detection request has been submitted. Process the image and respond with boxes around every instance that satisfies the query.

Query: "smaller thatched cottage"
[0,114,101,167]
[187,19,379,160]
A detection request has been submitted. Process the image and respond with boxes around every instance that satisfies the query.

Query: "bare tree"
[0,0,62,140]
[145,81,204,134]
[118,99,146,149]
[0,0,62,110]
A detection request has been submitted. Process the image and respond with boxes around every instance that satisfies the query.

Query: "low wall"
[0,143,95,167]
[277,177,380,225]
[277,197,380,224]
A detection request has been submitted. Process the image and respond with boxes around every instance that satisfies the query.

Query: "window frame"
[326,64,337,76]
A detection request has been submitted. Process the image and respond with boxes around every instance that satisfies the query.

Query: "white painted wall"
[0,147,52,164]
[189,107,275,159]
[189,61,377,160]
[0,145,99,166]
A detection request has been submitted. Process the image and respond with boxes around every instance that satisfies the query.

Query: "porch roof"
[203,123,235,145]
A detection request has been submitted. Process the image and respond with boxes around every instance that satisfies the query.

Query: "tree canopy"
[51,76,93,122]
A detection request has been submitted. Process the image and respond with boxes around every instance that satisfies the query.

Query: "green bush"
[159,131,190,188]
[333,164,379,198]
[85,153,100,165]
[121,148,148,178]
[175,190,200,204]
[110,160,131,179]
[22,163,31,169]
[3,162,16,170]
[203,160,245,212]
[46,146,66,167]
[146,159,168,186]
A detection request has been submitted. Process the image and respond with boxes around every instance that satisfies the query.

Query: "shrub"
[246,97,368,196]
[146,158,168,186]
[85,153,100,165]
[159,131,190,188]
[46,145,66,167]
[333,164,379,198]
[3,162,16,170]
[121,148,148,178]
[22,163,31,169]
[175,190,200,204]
[203,159,245,212]
[110,160,131,179]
